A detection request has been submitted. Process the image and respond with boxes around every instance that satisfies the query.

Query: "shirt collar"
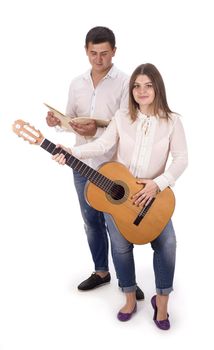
[137,109,156,120]
[137,110,149,121]
[83,64,118,81]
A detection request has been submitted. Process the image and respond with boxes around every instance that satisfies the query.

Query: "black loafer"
[78,272,111,291]
[118,282,145,300]
[136,286,145,300]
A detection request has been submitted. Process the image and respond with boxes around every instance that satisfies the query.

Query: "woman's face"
[132,74,155,112]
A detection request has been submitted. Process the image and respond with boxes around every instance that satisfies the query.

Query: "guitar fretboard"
[40,138,115,194]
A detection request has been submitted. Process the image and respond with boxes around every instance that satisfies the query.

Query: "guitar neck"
[40,138,113,193]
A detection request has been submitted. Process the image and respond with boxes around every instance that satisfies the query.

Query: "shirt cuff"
[55,125,72,133]
[94,126,106,138]
[153,172,175,191]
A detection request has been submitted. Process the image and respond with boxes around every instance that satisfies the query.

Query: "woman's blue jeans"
[104,214,176,295]
[73,170,109,272]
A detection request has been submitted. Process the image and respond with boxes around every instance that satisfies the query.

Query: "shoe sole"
[78,280,111,291]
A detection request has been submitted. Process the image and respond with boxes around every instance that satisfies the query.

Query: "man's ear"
[112,46,117,57]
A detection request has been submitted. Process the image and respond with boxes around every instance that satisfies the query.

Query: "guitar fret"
[82,167,93,178]
[41,139,53,153]
[76,162,87,174]
[40,138,114,194]
[66,154,73,166]
[80,165,92,177]
[91,172,103,185]
[101,177,111,190]
[105,181,114,192]
[99,177,108,190]
[70,158,80,169]
[46,142,56,153]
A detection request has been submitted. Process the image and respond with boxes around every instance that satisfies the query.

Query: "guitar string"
[53,143,151,215]
[67,156,153,218]
[65,155,141,203]
[46,142,150,217]
[44,141,153,216]
[67,156,144,212]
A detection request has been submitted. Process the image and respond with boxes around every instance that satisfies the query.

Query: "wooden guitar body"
[85,162,175,244]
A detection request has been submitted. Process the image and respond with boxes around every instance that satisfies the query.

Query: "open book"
[44,103,110,130]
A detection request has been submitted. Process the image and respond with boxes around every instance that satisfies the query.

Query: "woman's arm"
[71,117,118,159]
[154,117,188,191]
[52,117,119,165]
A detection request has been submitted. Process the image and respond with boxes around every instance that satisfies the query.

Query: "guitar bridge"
[133,198,155,226]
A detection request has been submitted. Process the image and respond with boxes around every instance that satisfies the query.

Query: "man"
[46,26,144,300]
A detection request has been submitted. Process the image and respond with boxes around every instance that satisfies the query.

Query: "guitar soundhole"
[110,184,125,200]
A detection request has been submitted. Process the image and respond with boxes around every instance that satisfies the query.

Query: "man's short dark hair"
[85,26,116,49]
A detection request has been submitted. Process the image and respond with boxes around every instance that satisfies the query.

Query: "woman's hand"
[52,144,71,165]
[132,179,160,207]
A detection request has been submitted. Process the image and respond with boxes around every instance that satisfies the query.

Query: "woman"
[52,63,188,330]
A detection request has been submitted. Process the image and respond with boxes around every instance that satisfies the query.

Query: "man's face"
[85,42,116,73]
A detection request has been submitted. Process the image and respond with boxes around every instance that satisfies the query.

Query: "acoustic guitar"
[12,119,175,245]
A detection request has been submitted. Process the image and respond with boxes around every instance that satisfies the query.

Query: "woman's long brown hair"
[129,63,174,121]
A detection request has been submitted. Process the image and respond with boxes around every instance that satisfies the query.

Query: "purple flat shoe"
[117,304,137,322]
[151,295,170,330]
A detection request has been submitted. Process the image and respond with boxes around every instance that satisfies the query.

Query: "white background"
[0,0,213,349]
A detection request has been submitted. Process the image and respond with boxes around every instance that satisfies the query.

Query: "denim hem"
[121,285,137,293]
[95,269,109,273]
[156,287,173,295]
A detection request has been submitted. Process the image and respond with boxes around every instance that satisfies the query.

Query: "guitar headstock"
[12,119,44,145]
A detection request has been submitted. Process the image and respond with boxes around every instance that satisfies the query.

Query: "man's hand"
[46,111,61,127]
[69,119,97,136]
[132,179,159,207]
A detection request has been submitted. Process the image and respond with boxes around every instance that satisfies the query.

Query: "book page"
[44,103,109,129]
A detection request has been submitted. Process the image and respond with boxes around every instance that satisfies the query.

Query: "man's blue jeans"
[73,170,109,272]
